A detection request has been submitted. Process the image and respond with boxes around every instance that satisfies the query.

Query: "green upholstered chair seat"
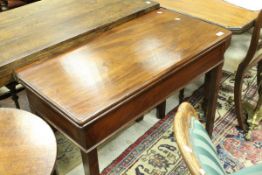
[190,117,262,175]
[174,103,262,175]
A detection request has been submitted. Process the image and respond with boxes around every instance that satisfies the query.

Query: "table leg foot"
[81,149,99,175]
[156,101,166,119]
[135,116,144,122]
[244,101,262,140]
[205,63,223,137]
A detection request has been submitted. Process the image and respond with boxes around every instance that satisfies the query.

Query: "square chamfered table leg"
[81,148,100,175]
[204,63,224,137]
[156,101,166,119]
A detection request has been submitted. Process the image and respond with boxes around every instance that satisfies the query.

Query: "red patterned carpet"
[100,70,261,175]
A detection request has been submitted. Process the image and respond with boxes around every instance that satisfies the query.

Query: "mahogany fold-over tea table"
[16,9,231,175]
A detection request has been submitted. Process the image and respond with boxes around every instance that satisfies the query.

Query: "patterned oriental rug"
[56,69,262,175]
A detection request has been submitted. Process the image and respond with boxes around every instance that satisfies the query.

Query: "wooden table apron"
[21,42,227,154]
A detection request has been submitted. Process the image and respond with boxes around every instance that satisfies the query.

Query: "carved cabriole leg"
[205,63,223,137]
[6,82,20,109]
[234,66,248,131]
[156,101,166,119]
[246,60,262,140]
[81,149,100,175]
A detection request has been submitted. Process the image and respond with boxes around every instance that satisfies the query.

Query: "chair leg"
[6,82,20,109]
[234,67,248,131]
[179,89,185,104]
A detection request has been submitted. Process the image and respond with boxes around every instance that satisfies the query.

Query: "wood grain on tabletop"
[16,9,231,126]
[0,0,159,86]
[0,108,57,175]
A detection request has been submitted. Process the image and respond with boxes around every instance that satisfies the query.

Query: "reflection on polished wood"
[156,0,258,33]
[0,108,57,175]
[0,0,159,87]
[17,9,231,126]
[16,9,231,175]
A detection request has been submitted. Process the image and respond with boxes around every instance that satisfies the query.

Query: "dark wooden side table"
[16,9,231,175]
[0,108,57,175]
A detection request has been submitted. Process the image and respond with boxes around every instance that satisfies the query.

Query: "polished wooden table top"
[0,108,57,175]
[156,0,258,33]
[0,0,159,87]
[16,9,231,126]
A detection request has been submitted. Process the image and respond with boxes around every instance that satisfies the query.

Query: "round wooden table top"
[0,108,57,175]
